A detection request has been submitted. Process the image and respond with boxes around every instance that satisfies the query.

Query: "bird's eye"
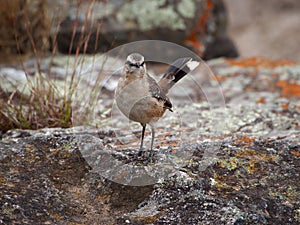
[125,61,134,66]
[125,60,144,68]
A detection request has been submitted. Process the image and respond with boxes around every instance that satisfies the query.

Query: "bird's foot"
[135,149,155,163]
[137,148,144,157]
[147,150,154,163]
[134,148,145,160]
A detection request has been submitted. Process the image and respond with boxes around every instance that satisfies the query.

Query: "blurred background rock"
[1,0,238,63]
[51,0,238,60]
[0,0,299,63]
[224,0,300,61]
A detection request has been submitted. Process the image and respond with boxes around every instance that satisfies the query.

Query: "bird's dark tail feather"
[158,57,199,93]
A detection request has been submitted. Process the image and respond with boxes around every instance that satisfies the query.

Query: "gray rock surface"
[1,56,300,224]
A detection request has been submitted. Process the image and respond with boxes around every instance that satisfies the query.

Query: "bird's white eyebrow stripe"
[125,60,144,68]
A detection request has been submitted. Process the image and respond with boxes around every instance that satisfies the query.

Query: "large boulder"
[0,56,299,224]
[53,0,238,59]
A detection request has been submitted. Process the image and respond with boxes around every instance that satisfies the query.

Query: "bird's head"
[124,53,146,77]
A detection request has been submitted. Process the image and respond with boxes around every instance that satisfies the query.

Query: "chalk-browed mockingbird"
[115,53,199,160]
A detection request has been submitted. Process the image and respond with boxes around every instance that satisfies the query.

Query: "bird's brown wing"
[147,74,173,111]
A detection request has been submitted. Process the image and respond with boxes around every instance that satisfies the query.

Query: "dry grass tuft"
[0,0,103,133]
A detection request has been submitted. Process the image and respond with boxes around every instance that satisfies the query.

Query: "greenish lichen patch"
[177,0,196,18]
[117,0,188,30]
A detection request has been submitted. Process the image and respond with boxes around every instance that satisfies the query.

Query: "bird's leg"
[148,126,155,161]
[138,124,146,156]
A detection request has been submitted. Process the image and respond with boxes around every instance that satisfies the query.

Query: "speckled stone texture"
[0,56,299,224]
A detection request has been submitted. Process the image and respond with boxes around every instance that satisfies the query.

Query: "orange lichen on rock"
[214,74,228,82]
[235,149,276,163]
[256,97,266,104]
[290,150,300,157]
[226,57,296,68]
[184,0,213,56]
[184,33,205,57]
[235,149,275,173]
[235,135,255,147]
[281,103,289,109]
[115,140,124,145]
[276,80,300,97]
